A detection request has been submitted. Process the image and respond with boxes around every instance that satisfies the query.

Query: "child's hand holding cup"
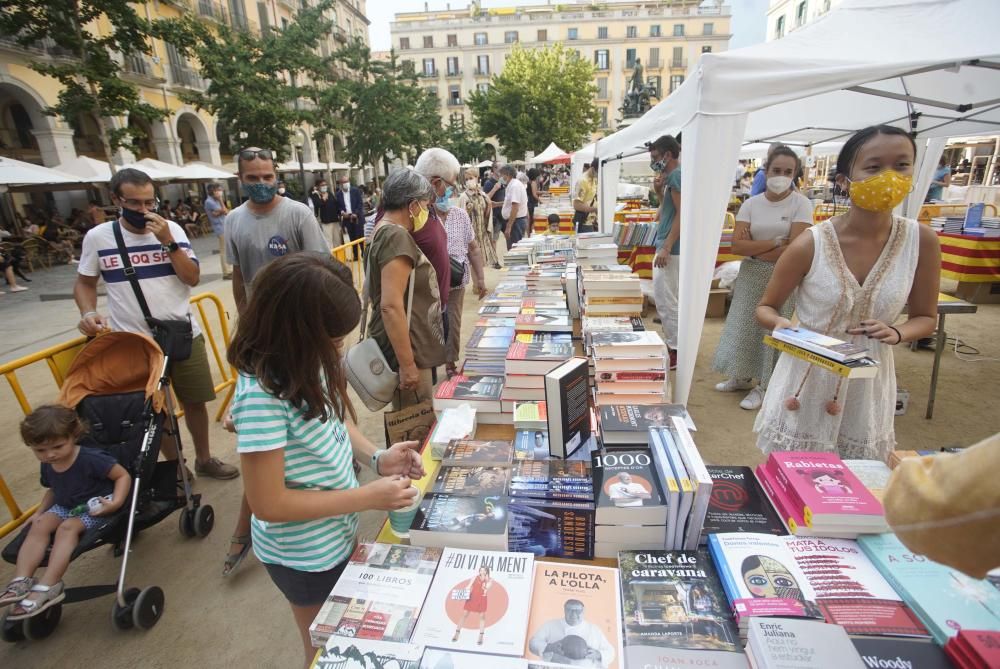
[387,485,424,539]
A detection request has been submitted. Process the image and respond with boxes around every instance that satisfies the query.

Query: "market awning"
[533,142,570,164]
[54,156,175,182]
[0,157,84,187]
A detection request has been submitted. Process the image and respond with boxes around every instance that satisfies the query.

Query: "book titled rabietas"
[523,562,625,669]
[544,357,590,458]
[412,547,535,657]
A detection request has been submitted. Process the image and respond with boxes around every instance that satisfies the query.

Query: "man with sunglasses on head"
[74,168,239,481]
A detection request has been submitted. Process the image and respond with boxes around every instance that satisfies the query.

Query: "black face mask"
[120,207,150,229]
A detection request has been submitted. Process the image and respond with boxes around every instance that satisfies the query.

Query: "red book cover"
[957,629,1000,667]
[768,452,884,526]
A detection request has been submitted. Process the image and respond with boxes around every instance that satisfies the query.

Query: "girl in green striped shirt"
[227,253,424,667]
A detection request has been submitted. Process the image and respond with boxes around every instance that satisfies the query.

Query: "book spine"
[764,336,858,377]
[768,459,811,525]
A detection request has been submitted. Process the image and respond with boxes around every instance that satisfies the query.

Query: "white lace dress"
[754,217,921,461]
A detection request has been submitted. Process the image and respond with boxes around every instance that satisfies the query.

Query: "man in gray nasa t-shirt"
[225,148,329,313]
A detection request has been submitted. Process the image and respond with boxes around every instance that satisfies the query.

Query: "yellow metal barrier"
[0,291,234,539]
[331,238,365,293]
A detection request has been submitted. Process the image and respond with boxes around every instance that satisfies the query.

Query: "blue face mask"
[435,186,454,212]
[243,181,278,204]
[120,207,151,229]
[650,159,666,173]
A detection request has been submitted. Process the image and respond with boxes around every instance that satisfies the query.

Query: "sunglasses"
[238,149,274,162]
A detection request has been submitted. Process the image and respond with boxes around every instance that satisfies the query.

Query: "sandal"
[8,581,64,620]
[446,364,459,379]
[0,576,34,606]
[223,534,252,577]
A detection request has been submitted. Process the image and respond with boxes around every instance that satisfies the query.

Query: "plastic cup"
[388,486,423,538]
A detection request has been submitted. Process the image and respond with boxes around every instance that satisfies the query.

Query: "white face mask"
[465,178,477,189]
[341,182,350,192]
[277,188,286,194]
[766,176,792,194]
[319,186,328,193]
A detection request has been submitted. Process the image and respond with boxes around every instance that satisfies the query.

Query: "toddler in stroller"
[0,405,131,619]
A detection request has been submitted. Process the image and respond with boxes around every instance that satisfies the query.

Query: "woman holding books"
[712,146,813,411]
[753,125,940,461]
[228,252,425,667]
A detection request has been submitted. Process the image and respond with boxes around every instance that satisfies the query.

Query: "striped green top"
[232,373,359,572]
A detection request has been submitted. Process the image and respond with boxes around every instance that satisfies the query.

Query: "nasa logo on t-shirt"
[267,235,289,256]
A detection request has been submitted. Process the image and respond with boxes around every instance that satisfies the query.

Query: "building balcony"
[230,14,260,35]
[122,54,165,82]
[445,69,463,79]
[646,60,662,70]
[170,64,207,90]
[419,70,439,79]
[390,5,730,31]
[197,0,228,24]
[447,98,463,106]
[474,68,490,77]
[0,34,75,58]
[670,59,688,70]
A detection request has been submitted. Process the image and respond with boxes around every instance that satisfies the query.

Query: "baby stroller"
[1,331,214,641]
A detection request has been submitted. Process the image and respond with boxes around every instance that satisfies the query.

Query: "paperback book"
[434,376,504,413]
[592,449,668,526]
[510,460,593,501]
[430,465,510,497]
[409,494,509,551]
[412,547,535,657]
[524,562,625,669]
[746,618,865,669]
[313,637,423,669]
[508,498,595,559]
[701,466,787,540]
[771,327,870,362]
[507,341,576,375]
[599,404,688,446]
[441,440,514,467]
[514,429,552,460]
[544,357,590,458]
[851,637,952,669]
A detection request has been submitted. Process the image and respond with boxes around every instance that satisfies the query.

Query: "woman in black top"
[526,168,541,234]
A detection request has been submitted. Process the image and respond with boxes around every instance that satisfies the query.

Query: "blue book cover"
[507,498,594,559]
[858,533,1000,644]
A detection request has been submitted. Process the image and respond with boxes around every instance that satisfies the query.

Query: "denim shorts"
[263,559,349,607]
[45,504,108,531]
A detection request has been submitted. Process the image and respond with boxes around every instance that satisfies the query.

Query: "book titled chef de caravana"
[412,547,535,657]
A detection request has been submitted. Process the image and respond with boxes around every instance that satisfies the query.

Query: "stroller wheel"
[194,505,215,538]
[132,586,165,630]
[22,604,62,641]
[111,587,140,631]
[178,508,196,538]
[1,608,26,643]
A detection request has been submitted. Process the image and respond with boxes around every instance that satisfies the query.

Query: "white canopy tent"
[0,157,83,187]
[54,156,176,182]
[531,142,569,164]
[135,158,235,181]
[596,0,1000,406]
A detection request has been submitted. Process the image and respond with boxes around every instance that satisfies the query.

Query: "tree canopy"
[468,44,600,159]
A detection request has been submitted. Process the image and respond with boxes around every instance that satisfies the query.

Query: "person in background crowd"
[735,159,748,188]
[649,134,682,371]
[311,179,341,248]
[360,185,373,216]
[174,202,201,239]
[367,168,445,410]
[223,147,330,577]
[228,252,423,668]
[483,164,507,265]
[277,181,288,197]
[926,155,952,202]
[526,168,542,237]
[547,213,561,235]
[750,144,783,196]
[160,200,173,220]
[75,168,238,481]
[572,160,599,233]
[713,146,813,411]
[754,125,940,461]
[203,183,231,279]
[42,215,78,264]
[458,167,500,271]
[0,246,29,293]
[412,148,457,325]
[336,175,365,257]
[442,180,488,378]
[87,200,106,229]
[499,164,529,249]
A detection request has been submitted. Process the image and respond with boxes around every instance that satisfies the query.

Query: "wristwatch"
[163,241,180,253]
[370,449,387,475]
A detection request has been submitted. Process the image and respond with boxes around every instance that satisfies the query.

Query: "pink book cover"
[768,452,883,523]
[957,630,1000,667]
[755,464,809,535]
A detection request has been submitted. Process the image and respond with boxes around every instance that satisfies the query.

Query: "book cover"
[508,341,575,361]
[590,331,665,352]
[658,429,693,550]
[857,533,1000,645]
[702,466,787,539]
[434,376,504,410]
[764,335,879,378]
[844,459,893,500]
[508,498,596,559]
[524,562,625,669]
[592,449,668,526]
[410,495,508,550]
[785,537,928,637]
[599,404,685,436]
[309,543,440,647]
[772,327,869,362]
[768,452,885,527]
[313,637,423,669]
[671,418,713,551]
[441,440,514,467]
[514,401,548,429]
[544,357,590,458]
[648,428,681,550]
[851,637,952,669]
[412,547,535,657]
[619,549,740,660]
[418,649,528,669]
[515,429,552,460]
[706,533,823,623]
[516,314,573,332]
[952,629,1000,668]
[747,618,865,669]
[510,460,593,501]
[431,465,510,497]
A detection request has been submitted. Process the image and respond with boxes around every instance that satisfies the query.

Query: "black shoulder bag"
[112,221,194,361]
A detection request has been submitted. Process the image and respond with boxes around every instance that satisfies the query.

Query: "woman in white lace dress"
[754,126,941,461]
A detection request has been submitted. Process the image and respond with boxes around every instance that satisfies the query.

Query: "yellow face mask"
[410,203,429,232]
[847,169,912,212]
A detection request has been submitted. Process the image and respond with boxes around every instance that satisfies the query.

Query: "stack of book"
[409,440,514,550]
[648,421,713,550]
[462,325,516,377]
[576,242,619,266]
[700,465,787,541]
[591,331,669,406]
[433,375,506,424]
[852,637,952,669]
[612,220,657,247]
[945,630,1000,668]
[505,339,574,416]
[507,459,595,559]
[707,532,824,640]
[580,270,643,317]
[582,314,645,353]
[745,618,867,669]
[755,452,888,538]
[599,403,688,448]
[765,327,878,379]
[504,241,536,266]
[858,533,1000,646]
[591,447,669,558]
[308,543,441,647]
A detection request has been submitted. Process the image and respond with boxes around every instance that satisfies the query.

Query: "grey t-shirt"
[225,196,330,292]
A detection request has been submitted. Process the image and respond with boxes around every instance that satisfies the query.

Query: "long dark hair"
[836,125,917,177]
[227,252,361,423]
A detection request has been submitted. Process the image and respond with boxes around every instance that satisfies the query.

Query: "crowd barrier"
[331,238,365,293]
[0,292,234,539]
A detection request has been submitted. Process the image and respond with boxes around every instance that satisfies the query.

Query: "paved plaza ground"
[0,233,997,667]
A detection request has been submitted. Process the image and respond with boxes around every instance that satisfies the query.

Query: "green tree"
[0,0,198,170]
[440,116,488,166]
[181,2,333,161]
[468,43,599,159]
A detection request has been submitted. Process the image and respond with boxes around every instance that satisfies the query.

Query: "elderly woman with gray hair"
[367,168,446,410]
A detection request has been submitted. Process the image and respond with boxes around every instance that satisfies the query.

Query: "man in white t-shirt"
[499,164,528,249]
[528,599,616,668]
[75,168,238,481]
[607,472,650,507]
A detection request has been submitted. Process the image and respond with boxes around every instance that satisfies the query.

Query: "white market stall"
[532,142,570,164]
[595,0,1000,406]
[54,156,176,182]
